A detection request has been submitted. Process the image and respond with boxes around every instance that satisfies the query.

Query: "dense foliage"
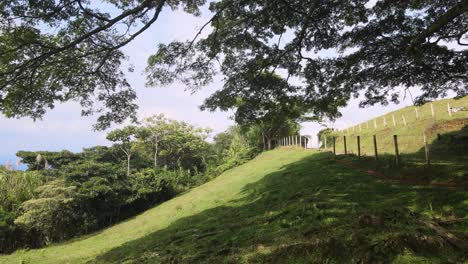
[1,1,466,127]
[203,73,305,150]
[147,0,468,120]
[0,116,260,253]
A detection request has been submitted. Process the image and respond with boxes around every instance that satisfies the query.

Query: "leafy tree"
[212,127,236,157]
[81,146,121,164]
[14,180,96,244]
[137,116,211,171]
[106,126,138,176]
[130,168,175,202]
[209,126,259,176]
[0,0,206,129]
[16,150,80,171]
[139,114,173,168]
[147,0,468,120]
[203,73,304,150]
[3,1,466,126]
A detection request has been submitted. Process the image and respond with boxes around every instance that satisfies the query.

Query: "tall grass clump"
[0,170,43,212]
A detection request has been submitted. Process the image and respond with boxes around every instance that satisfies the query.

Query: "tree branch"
[410,0,468,49]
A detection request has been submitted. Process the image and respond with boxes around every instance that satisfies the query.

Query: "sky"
[0,3,418,165]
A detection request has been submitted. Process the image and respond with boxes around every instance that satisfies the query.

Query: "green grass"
[327,97,468,183]
[332,97,468,154]
[2,149,467,263]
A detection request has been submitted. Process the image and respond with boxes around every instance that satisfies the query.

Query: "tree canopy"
[1,1,466,126]
[202,73,303,149]
[147,0,468,120]
[0,0,204,129]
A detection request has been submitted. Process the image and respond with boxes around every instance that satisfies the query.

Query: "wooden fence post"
[374,119,377,129]
[383,117,387,127]
[447,103,452,117]
[343,136,347,155]
[402,115,407,126]
[392,114,396,126]
[357,136,361,159]
[393,135,400,165]
[333,137,336,157]
[373,135,378,160]
[415,107,419,119]
[324,136,327,149]
[423,133,430,165]
[430,103,435,117]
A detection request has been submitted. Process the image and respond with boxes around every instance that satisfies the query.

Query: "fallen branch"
[417,218,468,251]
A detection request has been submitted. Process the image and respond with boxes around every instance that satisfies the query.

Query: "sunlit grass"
[2,149,466,263]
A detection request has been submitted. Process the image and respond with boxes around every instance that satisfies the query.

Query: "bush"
[14,180,97,245]
[0,171,43,212]
[130,168,176,201]
[0,208,22,253]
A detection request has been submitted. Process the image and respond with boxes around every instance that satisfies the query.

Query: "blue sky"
[0,4,418,165]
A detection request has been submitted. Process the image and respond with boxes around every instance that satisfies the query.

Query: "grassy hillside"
[2,149,467,263]
[328,97,468,184]
[331,97,468,154]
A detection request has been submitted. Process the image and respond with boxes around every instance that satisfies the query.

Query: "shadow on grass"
[91,152,468,264]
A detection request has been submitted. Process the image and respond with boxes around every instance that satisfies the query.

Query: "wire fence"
[318,98,468,164]
[337,99,468,135]
[321,119,468,166]
[276,99,468,164]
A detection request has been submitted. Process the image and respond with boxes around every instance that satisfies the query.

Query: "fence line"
[320,125,467,165]
[279,135,309,150]
[338,100,467,133]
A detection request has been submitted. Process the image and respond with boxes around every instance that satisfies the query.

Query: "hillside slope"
[1,149,467,263]
[328,97,468,184]
[331,97,468,155]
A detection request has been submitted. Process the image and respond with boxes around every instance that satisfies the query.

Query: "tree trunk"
[267,138,272,150]
[154,141,158,168]
[127,154,131,177]
[262,131,267,151]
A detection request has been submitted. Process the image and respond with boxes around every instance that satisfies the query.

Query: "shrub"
[14,180,97,244]
[0,171,43,212]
